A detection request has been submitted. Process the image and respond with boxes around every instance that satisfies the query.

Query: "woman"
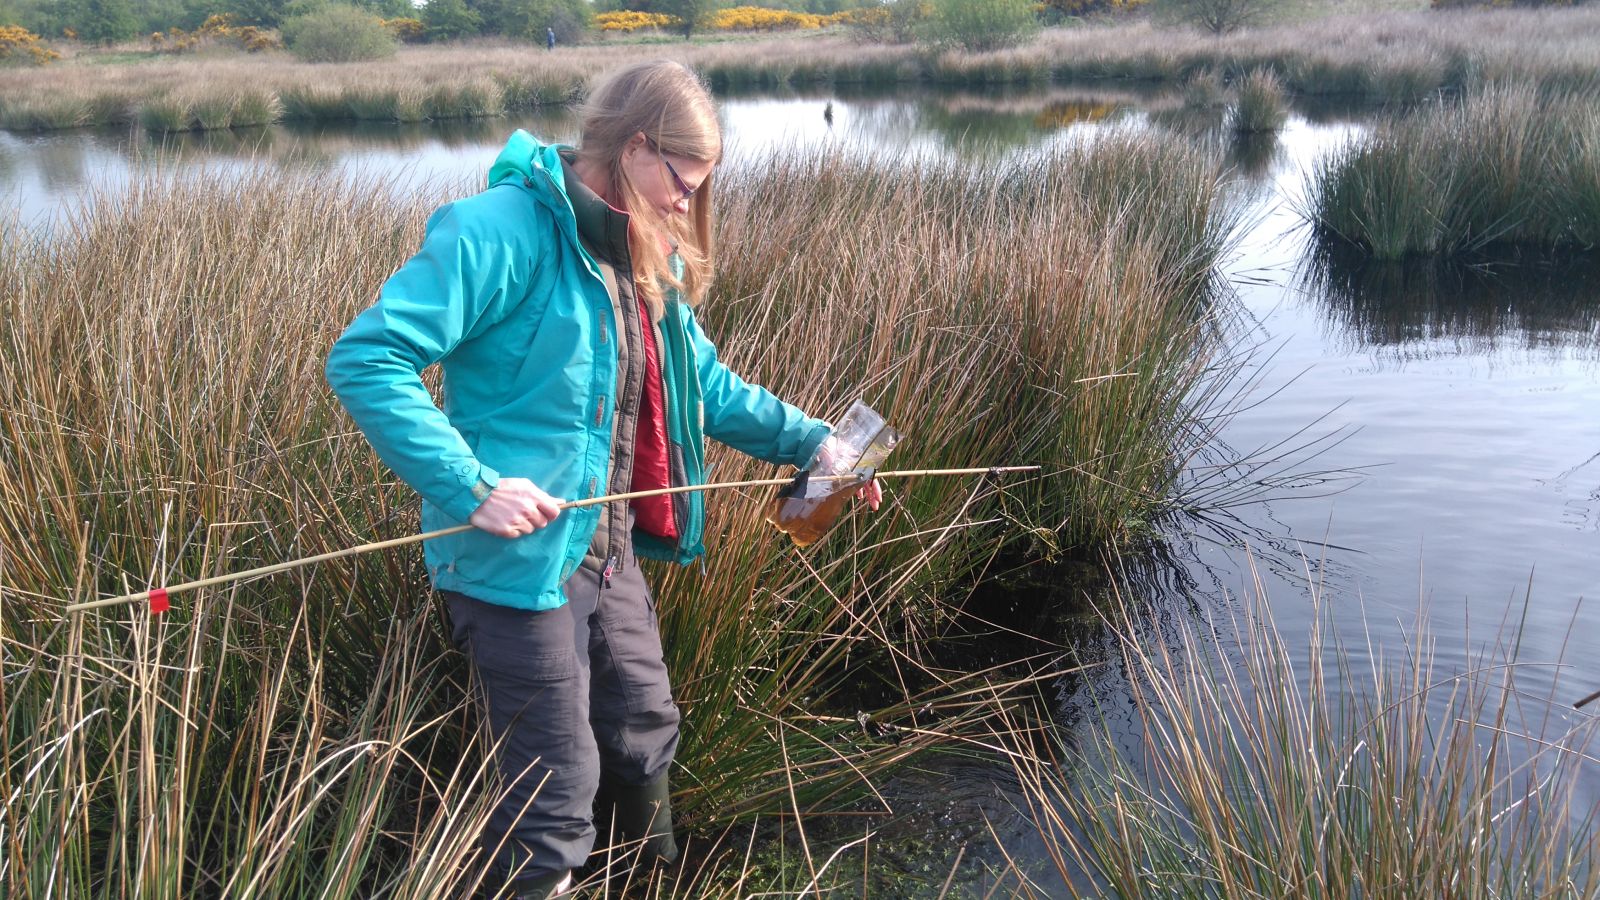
[326,61,878,899]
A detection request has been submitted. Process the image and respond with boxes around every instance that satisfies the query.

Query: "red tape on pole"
[149,588,170,614]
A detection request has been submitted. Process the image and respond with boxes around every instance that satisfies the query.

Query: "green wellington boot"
[503,869,573,900]
[611,774,679,866]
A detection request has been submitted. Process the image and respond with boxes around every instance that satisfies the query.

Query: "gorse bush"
[595,6,857,33]
[594,9,677,31]
[383,16,426,41]
[283,4,396,61]
[0,24,58,64]
[148,14,280,53]
[708,6,853,30]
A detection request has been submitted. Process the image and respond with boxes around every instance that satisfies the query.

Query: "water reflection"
[1305,246,1600,354]
[816,86,1145,160]
[916,90,1137,154]
[4,85,1378,230]
[1225,129,1281,181]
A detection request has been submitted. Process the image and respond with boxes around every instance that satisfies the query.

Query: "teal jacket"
[326,131,830,610]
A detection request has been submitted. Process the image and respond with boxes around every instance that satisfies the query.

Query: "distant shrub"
[847,0,927,43]
[1041,0,1147,20]
[1158,0,1272,33]
[382,17,426,41]
[421,0,481,41]
[0,24,59,65]
[927,0,1038,51]
[282,4,396,61]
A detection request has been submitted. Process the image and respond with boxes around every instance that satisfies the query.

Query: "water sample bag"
[767,400,901,546]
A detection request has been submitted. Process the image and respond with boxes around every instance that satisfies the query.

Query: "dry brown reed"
[0,135,1230,894]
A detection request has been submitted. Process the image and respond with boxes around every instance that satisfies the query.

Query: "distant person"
[547,25,555,50]
[326,60,879,900]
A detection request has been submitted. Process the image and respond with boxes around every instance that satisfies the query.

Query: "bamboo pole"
[64,466,1040,615]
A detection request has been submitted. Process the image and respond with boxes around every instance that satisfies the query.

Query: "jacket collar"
[558,149,632,268]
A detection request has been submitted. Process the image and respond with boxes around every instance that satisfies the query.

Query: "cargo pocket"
[453,594,585,759]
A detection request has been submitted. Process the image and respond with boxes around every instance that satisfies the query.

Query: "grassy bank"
[1007,574,1600,897]
[0,135,1231,896]
[5,6,1600,132]
[1308,85,1600,258]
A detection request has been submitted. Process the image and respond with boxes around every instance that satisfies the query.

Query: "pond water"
[4,85,1597,892]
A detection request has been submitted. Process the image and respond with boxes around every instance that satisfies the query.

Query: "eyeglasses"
[645,136,696,201]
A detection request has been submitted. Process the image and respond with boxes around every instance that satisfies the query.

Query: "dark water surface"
[5,86,1597,893]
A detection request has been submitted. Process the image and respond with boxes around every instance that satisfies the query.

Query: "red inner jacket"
[631,293,678,540]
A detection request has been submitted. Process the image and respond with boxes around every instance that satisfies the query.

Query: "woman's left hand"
[855,478,882,512]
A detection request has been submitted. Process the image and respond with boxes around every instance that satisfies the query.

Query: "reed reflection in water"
[1306,245,1600,355]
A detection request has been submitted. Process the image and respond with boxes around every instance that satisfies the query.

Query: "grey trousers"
[444,549,681,879]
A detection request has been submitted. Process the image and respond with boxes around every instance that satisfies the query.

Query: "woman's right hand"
[469,477,565,538]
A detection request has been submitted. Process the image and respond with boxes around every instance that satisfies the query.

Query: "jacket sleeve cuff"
[440,461,500,523]
[795,422,831,470]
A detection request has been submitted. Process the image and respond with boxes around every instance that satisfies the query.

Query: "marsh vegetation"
[5,5,1600,895]
[1309,84,1600,258]
[0,135,1237,896]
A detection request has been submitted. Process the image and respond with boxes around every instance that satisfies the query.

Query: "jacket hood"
[488,129,568,195]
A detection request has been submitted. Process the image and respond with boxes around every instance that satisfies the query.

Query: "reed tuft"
[1230,68,1288,134]
[1308,85,1600,257]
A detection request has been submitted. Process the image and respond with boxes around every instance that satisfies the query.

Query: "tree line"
[0,0,873,45]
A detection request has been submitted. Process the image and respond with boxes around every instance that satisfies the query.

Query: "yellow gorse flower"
[149,14,282,53]
[595,10,681,31]
[708,6,851,30]
[0,25,61,65]
[382,17,426,42]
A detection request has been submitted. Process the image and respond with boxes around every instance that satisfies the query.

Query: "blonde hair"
[576,60,721,317]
